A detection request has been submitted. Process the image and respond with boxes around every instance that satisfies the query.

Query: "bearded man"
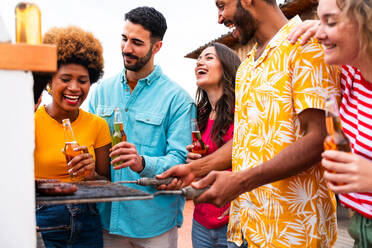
[88,6,195,248]
[158,0,340,247]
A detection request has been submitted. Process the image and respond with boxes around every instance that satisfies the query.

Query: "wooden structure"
[185,0,318,60]
[0,43,56,71]
[0,15,56,248]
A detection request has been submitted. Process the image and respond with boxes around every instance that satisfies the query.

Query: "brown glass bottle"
[191,119,207,155]
[324,96,351,152]
[15,2,41,44]
[62,119,85,180]
[191,131,207,155]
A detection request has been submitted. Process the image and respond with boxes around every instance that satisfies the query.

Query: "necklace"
[45,105,79,123]
[209,108,216,120]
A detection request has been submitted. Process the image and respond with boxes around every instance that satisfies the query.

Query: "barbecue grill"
[36,179,208,205]
[36,180,153,205]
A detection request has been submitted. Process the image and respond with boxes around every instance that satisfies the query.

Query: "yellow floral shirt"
[228,16,340,247]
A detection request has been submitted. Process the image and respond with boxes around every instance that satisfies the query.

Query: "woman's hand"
[186,144,202,163]
[322,150,372,193]
[288,19,320,45]
[67,146,96,180]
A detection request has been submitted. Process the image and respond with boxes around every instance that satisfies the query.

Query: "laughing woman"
[288,0,372,247]
[34,26,111,247]
[189,42,241,248]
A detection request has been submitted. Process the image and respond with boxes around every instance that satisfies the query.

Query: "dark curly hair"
[196,42,241,147]
[125,6,167,41]
[33,26,104,103]
[45,26,104,83]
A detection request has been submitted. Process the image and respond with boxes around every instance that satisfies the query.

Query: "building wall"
[0,16,36,248]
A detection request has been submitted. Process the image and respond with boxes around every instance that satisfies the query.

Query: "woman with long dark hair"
[189,42,241,248]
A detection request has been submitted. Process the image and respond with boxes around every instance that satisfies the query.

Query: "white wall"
[0,16,36,248]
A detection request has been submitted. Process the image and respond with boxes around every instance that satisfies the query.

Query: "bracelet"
[139,156,146,173]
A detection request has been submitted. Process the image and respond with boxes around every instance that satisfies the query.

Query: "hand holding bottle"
[62,119,95,180]
[186,144,209,163]
[322,96,351,186]
[190,119,207,155]
[65,146,96,180]
[322,150,372,193]
[110,142,143,172]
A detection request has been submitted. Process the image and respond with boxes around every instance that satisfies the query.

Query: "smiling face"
[49,64,90,115]
[121,21,157,72]
[316,0,360,65]
[195,46,223,91]
[216,0,257,45]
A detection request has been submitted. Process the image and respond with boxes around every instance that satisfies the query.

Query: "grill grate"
[36,181,153,205]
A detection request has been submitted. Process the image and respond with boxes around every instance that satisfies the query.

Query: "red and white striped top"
[338,65,372,218]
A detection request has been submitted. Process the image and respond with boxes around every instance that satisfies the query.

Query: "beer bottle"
[111,108,126,166]
[15,2,41,44]
[62,118,84,180]
[191,119,207,155]
[324,96,351,152]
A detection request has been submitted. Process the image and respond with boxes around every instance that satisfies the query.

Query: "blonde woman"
[288,0,372,246]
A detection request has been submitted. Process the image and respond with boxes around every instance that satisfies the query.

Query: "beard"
[122,44,153,72]
[233,1,257,45]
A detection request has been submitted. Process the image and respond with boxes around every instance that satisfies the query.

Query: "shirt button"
[146,118,150,121]
[125,108,128,112]
[126,89,129,92]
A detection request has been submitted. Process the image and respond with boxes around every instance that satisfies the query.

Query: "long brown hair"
[195,42,241,147]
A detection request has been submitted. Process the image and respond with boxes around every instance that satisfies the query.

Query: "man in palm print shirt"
[158,0,340,247]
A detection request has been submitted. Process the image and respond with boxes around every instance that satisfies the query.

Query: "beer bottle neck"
[114,122,123,132]
[333,116,343,133]
[326,112,341,136]
[114,108,122,124]
[63,125,77,143]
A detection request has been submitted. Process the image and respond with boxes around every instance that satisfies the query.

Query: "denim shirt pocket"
[134,112,164,147]
[96,106,115,132]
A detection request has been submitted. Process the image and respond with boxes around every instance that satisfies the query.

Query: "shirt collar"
[245,15,302,64]
[268,15,302,49]
[121,65,162,86]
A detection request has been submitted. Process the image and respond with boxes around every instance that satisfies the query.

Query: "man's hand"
[110,142,143,172]
[156,164,195,190]
[322,150,372,193]
[67,146,95,179]
[288,19,320,45]
[158,139,233,190]
[192,170,245,207]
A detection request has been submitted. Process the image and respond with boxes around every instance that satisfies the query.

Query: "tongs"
[116,177,175,187]
[116,177,209,199]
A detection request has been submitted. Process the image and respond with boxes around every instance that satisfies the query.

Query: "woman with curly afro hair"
[34,26,111,248]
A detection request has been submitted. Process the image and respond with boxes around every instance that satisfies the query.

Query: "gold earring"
[46,84,52,95]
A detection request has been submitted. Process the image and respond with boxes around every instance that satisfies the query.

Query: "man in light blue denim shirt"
[88,6,196,248]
